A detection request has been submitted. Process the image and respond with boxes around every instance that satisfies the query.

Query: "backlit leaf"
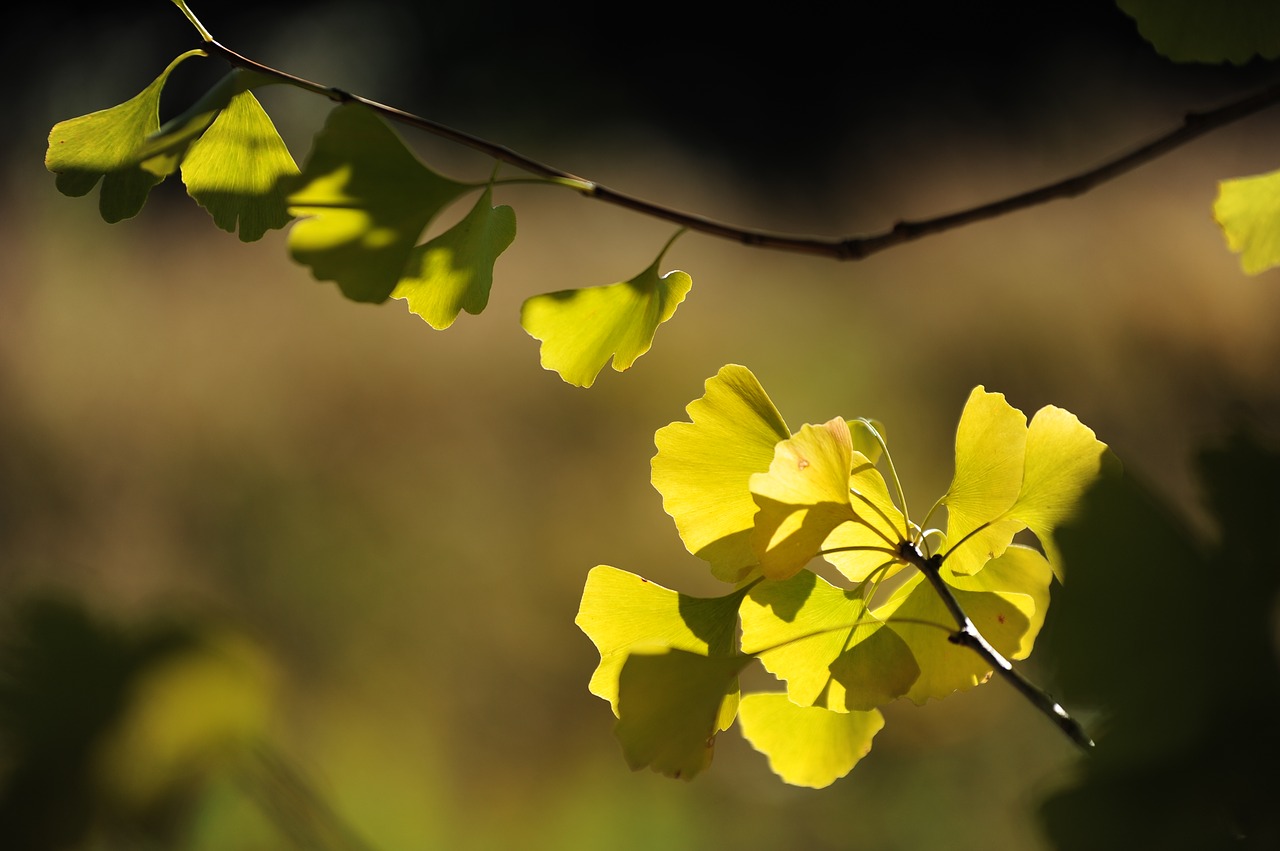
[1213,169,1280,275]
[940,387,1027,576]
[575,566,746,716]
[180,91,299,242]
[287,104,473,303]
[1008,406,1113,580]
[45,50,205,222]
[392,187,516,329]
[520,255,691,387]
[614,650,750,781]
[651,365,789,583]
[749,419,857,580]
[737,693,883,789]
[740,571,918,711]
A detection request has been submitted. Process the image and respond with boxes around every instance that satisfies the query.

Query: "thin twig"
[197,38,1280,263]
[898,542,1095,751]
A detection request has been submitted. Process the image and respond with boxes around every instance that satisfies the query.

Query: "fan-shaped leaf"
[45,50,205,222]
[287,104,473,303]
[1214,169,1280,275]
[575,565,746,716]
[737,693,883,789]
[180,90,299,242]
[1008,406,1113,580]
[392,187,516,328]
[651,365,790,583]
[940,387,1027,576]
[520,257,691,388]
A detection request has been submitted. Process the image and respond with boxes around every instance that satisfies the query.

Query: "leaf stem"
[856,421,912,542]
[170,0,213,42]
[192,37,1280,263]
[897,541,1095,751]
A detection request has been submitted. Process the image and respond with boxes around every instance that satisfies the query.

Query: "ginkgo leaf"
[1007,406,1114,580]
[287,103,473,303]
[575,565,746,716]
[740,571,918,711]
[614,650,750,781]
[749,419,857,580]
[940,387,1027,576]
[1118,0,1280,64]
[821,456,907,583]
[651,365,790,583]
[392,187,516,329]
[180,90,299,242]
[45,50,205,222]
[1213,169,1280,275]
[875,555,1041,703]
[520,255,691,388]
[737,693,883,789]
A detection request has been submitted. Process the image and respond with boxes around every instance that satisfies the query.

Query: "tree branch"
[898,542,1095,752]
[199,38,1280,263]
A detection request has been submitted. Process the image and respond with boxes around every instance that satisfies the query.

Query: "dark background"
[14,1,1280,192]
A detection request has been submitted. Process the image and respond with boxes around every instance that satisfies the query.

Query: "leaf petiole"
[170,0,213,41]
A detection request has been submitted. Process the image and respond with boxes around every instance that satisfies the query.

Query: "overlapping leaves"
[46,53,297,237]
[578,365,1112,786]
[46,51,694,386]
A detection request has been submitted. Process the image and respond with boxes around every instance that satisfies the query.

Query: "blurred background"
[3,1,1280,848]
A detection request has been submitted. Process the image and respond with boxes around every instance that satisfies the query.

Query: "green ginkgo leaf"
[45,50,205,222]
[737,693,884,789]
[575,565,747,716]
[180,90,299,242]
[391,187,516,329]
[651,365,790,583]
[614,650,751,781]
[750,419,858,580]
[1213,169,1280,275]
[875,549,1045,703]
[740,571,918,711]
[287,104,473,303]
[1007,406,1114,580]
[520,244,691,387]
[1118,0,1280,64]
[940,387,1028,577]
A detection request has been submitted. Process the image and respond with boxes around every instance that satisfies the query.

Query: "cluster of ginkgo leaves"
[43,41,689,390]
[576,365,1114,787]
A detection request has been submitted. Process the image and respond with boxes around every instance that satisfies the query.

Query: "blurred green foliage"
[1041,429,1280,849]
